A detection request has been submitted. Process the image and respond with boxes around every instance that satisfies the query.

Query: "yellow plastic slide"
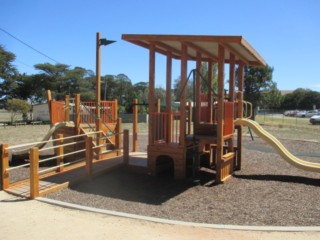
[234,118,320,173]
[13,121,75,155]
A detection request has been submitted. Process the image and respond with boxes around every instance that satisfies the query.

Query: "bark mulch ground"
[45,137,320,226]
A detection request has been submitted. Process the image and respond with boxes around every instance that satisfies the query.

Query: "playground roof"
[122,34,266,66]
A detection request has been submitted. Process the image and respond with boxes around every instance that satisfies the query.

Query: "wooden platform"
[5,153,147,198]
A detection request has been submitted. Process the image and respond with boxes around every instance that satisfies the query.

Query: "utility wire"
[0,27,60,64]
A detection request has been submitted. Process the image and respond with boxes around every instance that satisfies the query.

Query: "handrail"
[7,131,102,151]
[243,100,253,119]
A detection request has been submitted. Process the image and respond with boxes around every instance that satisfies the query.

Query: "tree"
[34,63,71,100]
[241,65,274,118]
[6,98,31,123]
[173,76,193,102]
[282,88,320,110]
[260,82,283,110]
[0,45,19,104]
[199,62,218,96]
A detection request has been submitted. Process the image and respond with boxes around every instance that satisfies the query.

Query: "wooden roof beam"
[184,42,218,61]
[221,43,250,66]
[153,41,182,58]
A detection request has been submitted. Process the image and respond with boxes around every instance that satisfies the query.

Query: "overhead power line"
[0,27,60,64]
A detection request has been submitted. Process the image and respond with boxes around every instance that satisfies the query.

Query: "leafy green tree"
[0,45,18,104]
[114,74,133,111]
[260,82,283,109]
[173,76,193,102]
[6,98,31,123]
[282,88,320,110]
[199,62,218,96]
[132,82,149,114]
[241,65,274,118]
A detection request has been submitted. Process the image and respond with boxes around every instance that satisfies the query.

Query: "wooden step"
[221,152,235,162]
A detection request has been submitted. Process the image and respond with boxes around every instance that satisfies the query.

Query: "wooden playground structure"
[123,34,266,182]
[1,90,130,199]
[2,33,319,200]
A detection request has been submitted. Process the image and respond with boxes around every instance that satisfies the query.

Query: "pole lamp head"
[100,38,116,46]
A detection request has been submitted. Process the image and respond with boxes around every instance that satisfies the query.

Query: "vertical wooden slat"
[216,44,225,183]
[208,61,213,123]
[1,144,9,190]
[30,147,39,199]
[75,94,81,135]
[115,118,122,150]
[85,136,93,177]
[132,98,138,152]
[187,101,192,135]
[65,95,70,122]
[55,134,64,172]
[114,99,118,121]
[157,99,161,113]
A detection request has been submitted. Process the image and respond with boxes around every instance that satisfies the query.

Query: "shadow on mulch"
[68,168,217,205]
[234,174,320,187]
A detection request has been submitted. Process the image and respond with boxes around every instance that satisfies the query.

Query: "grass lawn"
[254,114,320,142]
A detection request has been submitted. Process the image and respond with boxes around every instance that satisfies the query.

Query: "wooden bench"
[14,122,27,127]
[31,121,42,125]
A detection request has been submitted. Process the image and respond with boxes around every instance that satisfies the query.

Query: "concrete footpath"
[1,191,320,240]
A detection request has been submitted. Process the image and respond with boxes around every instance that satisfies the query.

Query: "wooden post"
[65,95,70,122]
[229,53,235,101]
[216,45,225,183]
[179,43,187,146]
[55,134,64,172]
[133,98,138,152]
[148,43,155,146]
[123,129,129,165]
[236,61,245,170]
[30,147,39,199]
[96,32,102,121]
[208,61,213,123]
[187,101,192,135]
[228,53,235,155]
[114,98,118,121]
[157,99,161,113]
[85,136,93,177]
[115,118,122,150]
[75,94,81,135]
[1,144,9,190]
[195,52,201,125]
[166,51,173,142]
[238,61,245,118]
[47,90,53,126]
[96,118,102,147]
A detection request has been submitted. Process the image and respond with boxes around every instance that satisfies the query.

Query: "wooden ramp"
[5,156,125,198]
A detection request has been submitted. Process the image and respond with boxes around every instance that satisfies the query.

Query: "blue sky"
[1,0,320,91]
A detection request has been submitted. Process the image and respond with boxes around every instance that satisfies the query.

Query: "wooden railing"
[80,101,117,124]
[1,130,129,199]
[150,112,181,145]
